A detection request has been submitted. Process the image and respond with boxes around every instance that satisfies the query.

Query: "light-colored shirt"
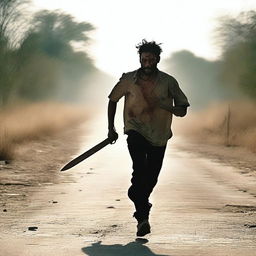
[108,69,190,146]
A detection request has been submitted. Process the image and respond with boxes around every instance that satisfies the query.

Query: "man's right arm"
[108,100,118,143]
[107,73,127,143]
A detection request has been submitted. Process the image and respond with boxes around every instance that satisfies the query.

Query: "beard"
[141,66,157,75]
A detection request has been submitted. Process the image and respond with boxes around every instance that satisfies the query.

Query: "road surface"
[1,117,256,256]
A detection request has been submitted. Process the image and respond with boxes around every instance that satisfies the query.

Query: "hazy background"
[2,0,256,106]
[1,0,256,159]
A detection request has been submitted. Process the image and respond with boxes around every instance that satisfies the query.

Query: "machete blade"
[60,138,111,172]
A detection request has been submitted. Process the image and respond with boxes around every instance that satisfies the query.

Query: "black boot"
[136,219,151,236]
[133,202,152,236]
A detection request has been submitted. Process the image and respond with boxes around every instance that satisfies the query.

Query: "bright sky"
[32,0,256,77]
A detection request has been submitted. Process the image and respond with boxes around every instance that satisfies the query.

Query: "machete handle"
[109,132,118,144]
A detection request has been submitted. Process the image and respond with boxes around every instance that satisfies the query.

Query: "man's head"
[136,39,162,75]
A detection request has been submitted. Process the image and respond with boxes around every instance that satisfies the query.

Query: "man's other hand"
[108,128,118,144]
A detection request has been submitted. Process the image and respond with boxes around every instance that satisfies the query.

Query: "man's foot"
[136,219,151,237]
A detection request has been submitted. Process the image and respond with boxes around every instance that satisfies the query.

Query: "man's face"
[140,52,159,75]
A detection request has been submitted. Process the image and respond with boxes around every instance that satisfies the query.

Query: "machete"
[60,138,113,172]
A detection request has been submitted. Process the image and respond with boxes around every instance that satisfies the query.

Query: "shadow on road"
[81,239,171,256]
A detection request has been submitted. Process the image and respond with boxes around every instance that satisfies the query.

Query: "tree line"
[165,10,256,109]
[0,0,99,106]
[1,2,255,108]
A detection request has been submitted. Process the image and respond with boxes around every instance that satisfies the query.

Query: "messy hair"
[136,39,162,57]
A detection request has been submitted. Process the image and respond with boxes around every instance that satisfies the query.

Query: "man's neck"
[138,68,158,81]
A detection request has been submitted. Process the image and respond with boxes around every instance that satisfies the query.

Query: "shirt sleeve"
[108,73,127,102]
[170,78,190,107]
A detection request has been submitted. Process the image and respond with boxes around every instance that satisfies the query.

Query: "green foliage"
[0,0,30,47]
[0,38,17,104]
[14,10,96,101]
[217,11,256,98]
[0,0,30,105]
[164,10,256,109]
[25,10,94,58]
[165,50,229,109]
[0,6,98,104]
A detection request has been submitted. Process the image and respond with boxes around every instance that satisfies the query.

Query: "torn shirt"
[108,69,190,146]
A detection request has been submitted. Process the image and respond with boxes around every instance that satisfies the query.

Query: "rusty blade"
[60,138,111,171]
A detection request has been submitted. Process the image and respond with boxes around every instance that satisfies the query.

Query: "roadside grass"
[0,102,87,160]
[0,130,14,160]
[175,100,256,153]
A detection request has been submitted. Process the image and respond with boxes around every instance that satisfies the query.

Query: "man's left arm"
[158,78,190,117]
[158,102,188,117]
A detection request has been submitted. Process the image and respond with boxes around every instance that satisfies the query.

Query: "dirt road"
[1,117,256,256]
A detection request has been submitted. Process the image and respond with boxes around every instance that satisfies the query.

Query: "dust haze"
[173,100,256,152]
[0,1,115,160]
[163,10,256,153]
[1,1,256,159]
[1,4,256,255]
[0,0,115,104]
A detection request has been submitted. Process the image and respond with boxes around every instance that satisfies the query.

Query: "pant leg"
[126,130,166,221]
[126,131,148,207]
[144,144,166,199]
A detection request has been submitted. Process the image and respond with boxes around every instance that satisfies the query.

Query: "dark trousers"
[126,130,166,222]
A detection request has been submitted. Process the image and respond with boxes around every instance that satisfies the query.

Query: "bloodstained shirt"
[108,69,190,146]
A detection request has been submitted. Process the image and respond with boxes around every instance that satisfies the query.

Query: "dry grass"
[0,102,88,160]
[174,100,256,153]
